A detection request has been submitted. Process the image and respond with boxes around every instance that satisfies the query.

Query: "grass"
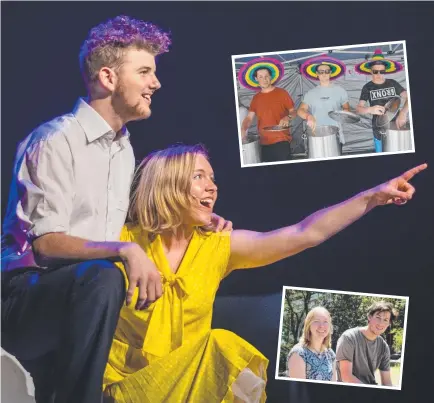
[374,363,401,387]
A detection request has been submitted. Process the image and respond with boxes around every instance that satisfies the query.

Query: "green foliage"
[391,327,404,353]
[279,290,313,373]
[320,293,365,350]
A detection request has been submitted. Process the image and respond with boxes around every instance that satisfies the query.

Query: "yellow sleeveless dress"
[103,224,268,402]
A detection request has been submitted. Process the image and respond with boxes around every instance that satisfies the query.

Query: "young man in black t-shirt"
[356,61,408,153]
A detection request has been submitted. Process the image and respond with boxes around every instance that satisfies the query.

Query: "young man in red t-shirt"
[241,67,296,162]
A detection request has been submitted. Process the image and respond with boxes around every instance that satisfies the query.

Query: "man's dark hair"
[369,60,387,69]
[367,301,398,324]
[314,63,332,73]
[254,67,273,79]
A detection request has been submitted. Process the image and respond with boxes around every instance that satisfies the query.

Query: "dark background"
[2,2,433,402]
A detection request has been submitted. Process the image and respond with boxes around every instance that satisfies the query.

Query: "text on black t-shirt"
[359,79,405,107]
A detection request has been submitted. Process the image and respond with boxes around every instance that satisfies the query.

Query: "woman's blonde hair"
[299,306,333,350]
[128,144,210,236]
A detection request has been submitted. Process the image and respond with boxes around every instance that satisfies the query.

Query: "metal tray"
[262,125,289,132]
[328,110,361,124]
[375,96,401,128]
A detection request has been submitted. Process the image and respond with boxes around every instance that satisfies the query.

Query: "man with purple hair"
[1,15,229,403]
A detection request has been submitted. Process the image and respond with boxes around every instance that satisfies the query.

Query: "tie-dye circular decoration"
[238,57,285,90]
[300,56,346,81]
[355,48,404,75]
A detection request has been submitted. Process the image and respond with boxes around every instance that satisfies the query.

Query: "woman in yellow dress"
[103,144,425,402]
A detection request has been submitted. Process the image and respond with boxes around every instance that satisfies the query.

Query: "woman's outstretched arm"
[228,164,427,270]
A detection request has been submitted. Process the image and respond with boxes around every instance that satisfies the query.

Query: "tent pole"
[298,72,308,157]
[391,43,402,53]
[281,53,327,64]
[234,45,404,68]
[234,53,327,66]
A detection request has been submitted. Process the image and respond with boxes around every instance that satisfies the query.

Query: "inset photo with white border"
[232,41,414,167]
[275,286,409,390]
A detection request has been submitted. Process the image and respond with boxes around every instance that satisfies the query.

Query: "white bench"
[1,348,35,403]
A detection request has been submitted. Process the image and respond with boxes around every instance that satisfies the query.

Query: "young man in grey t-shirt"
[298,63,350,129]
[336,301,398,386]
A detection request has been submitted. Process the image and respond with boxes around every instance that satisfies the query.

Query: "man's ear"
[97,67,118,92]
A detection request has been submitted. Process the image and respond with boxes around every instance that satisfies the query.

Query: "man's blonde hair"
[299,306,333,350]
[129,144,210,237]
